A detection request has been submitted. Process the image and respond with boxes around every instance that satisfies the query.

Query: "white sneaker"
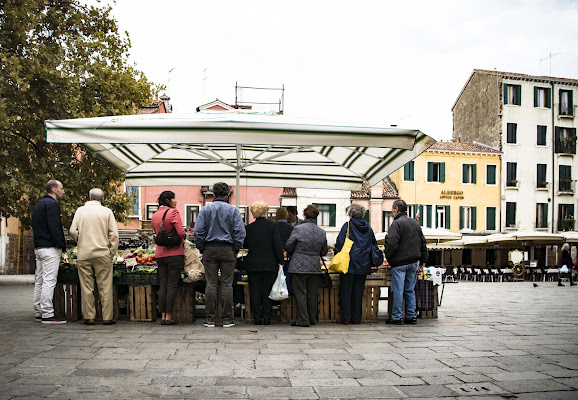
[222,320,235,328]
[204,319,215,328]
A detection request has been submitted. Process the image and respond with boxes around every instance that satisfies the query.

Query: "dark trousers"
[157,255,184,314]
[248,271,277,321]
[339,273,367,323]
[292,273,320,325]
[203,246,236,321]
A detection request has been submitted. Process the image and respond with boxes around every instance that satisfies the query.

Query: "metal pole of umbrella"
[236,144,241,209]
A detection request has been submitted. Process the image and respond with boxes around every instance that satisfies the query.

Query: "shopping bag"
[415,279,434,311]
[560,265,569,273]
[269,266,289,301]
[328,222,353,274]
[183,241,205,283]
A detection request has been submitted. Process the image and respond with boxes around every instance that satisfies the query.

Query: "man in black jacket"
[32,180,67,324]
[385,199,428,325]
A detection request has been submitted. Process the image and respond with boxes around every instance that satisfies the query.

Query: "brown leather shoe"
[84,319,95,325]
[103,320,116,325]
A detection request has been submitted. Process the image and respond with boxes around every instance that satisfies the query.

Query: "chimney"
[458,136,461,143]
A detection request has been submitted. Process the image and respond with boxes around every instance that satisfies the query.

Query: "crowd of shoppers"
[34,178,433,328]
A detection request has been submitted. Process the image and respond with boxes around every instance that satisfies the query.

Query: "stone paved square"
[1,277,577,399]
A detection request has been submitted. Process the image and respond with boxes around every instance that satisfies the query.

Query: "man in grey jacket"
[385,199,428,325]
[195,182,246,328]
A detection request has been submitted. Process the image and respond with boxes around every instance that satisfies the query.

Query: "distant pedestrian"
[285,204,328,327]
[151,191,186,325]
[335,204,378,325]
[32,180,67,324]
[559,243,576,287]
[242,201,284,325]
[69,188,119,325]
[287,206,303,227]
[195,182,246,328]
[385,199,428,325]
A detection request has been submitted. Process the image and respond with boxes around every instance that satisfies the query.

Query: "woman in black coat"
[242,201,284,325]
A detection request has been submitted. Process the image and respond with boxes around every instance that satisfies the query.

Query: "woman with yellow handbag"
[334,204,381,325]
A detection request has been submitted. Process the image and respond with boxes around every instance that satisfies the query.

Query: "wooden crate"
[172,284,196,323]
[276,286,379,323]
[93,284,120,322]
[128,285,157,322]
[365,269,391,286]
[53,283,81,322]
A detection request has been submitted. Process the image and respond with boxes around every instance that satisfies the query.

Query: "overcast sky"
[103,0,578,141]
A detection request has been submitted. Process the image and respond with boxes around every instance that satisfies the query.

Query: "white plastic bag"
[560,265,569,273]
[269,265,289,301]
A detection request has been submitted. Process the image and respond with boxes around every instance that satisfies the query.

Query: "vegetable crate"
[128,285,157,322]
[93,284,120,322]
[121,271,159,285]
[365,269,391,286]
[53,283,82,322]
[172,284,196,323]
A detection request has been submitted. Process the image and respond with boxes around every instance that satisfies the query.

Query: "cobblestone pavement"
[0,277,577,399]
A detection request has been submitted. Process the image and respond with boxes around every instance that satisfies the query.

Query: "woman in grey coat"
[285,204,328,327]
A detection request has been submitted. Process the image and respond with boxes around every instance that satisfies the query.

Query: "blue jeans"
[390,261,419,320]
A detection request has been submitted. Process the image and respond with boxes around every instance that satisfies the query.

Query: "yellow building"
[389,141,501,233]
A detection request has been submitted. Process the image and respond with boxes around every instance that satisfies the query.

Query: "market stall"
[47,111,436,322]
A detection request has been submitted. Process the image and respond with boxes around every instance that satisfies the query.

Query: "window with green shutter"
[486,207,496,231]
[534,87,551,108]
[504,84,521,105]
[560,89,573,116]
[537,125,547,146]
[506,202,516,228]
[486,165,497,185]
[426,205,432,228]
[537,164,547,188]
[427,162,445,183]
[507,123,517,144]
[403,161,415,181]
[536,203,548,229]
[313,203,336,227]
[463,164,477,184]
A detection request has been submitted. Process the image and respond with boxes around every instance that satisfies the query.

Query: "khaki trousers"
[78,254,113,320]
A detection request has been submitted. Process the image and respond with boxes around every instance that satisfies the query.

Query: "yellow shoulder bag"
[328,222,353,274]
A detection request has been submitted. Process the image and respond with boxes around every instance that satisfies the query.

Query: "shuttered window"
[537,164,547,188]
[427,162,445,183]
[486,207,496,231]
[507,123,517,144]
[486,165,497,185]
[506,202,516,228]
[504,84,521,105]
[403,161,415,181]
[537,125,547,146]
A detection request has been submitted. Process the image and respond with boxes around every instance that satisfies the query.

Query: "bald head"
[89,188,104,202]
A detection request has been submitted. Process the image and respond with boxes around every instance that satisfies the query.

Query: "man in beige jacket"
[70,188,119,325]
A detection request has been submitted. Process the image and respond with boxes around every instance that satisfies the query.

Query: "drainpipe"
[551,80,556,233]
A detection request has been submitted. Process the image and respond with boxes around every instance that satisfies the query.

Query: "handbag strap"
[320,257,330,275]
[160,208,170,230]
[346,222,350,239]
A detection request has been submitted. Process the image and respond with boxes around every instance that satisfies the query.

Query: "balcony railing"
[558,219,575,232]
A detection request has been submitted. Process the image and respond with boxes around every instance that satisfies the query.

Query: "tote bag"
[328,222,353,274]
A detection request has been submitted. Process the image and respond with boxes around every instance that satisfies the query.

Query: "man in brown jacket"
[70,188,119,325]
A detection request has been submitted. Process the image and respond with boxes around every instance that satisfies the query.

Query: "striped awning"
[45,112,436,190]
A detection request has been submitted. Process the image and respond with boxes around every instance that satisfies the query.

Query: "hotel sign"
[440,190,464,200]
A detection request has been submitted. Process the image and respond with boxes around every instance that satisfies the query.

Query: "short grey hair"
[89,188,104,201]
[348,203,366,219]
[562,243,570,251]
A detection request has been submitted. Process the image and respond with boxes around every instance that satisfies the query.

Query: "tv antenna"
[540,52,562,76]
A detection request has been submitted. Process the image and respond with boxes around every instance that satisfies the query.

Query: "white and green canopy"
[46,112,435,191]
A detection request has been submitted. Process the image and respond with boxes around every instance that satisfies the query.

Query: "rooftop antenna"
[540,53,562,76]
[168,68,175,97]
[202,68,208,102]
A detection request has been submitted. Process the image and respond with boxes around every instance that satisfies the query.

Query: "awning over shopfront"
[376,228,461,245]
[45,112,436,192]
